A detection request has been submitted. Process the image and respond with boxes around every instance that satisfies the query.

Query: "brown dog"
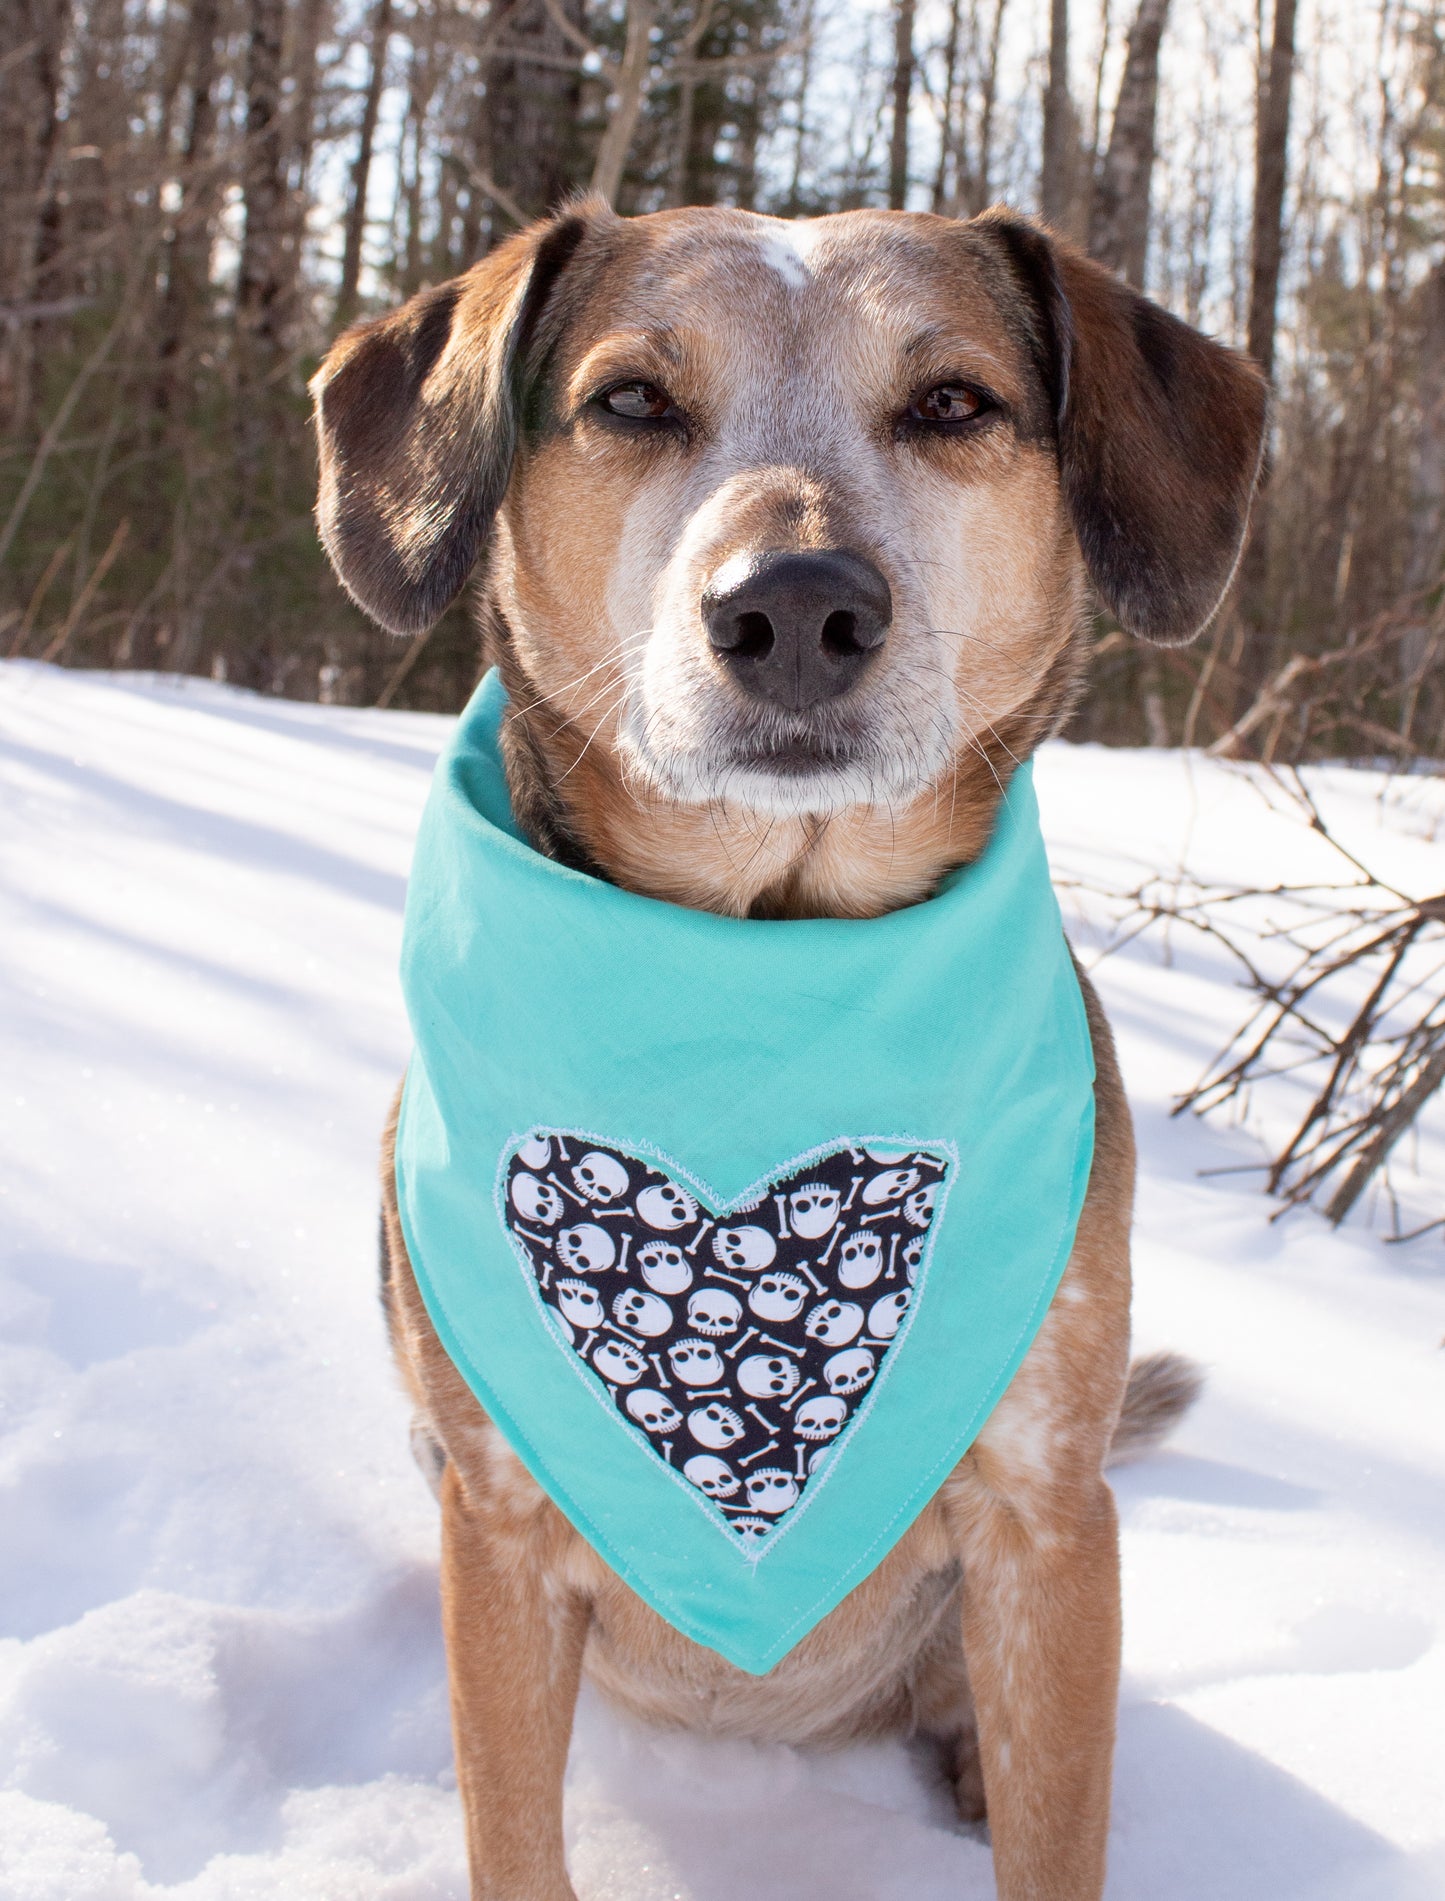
[311,200,1266,1901]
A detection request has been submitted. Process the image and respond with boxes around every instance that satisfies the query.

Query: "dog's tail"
[1107,1351,1204,1466]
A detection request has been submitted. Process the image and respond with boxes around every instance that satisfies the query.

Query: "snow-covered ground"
[1,658,1441,1901]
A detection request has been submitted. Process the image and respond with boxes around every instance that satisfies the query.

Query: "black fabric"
[503,1135,949,1547]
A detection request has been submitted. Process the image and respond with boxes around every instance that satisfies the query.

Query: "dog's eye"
[906,383,994,426]
[598,381,676,421]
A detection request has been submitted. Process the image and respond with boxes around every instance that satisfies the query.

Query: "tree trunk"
[1246,0,1298,381]
[335,0,395,325]
[487,0,588,223]
[968,0,1010,214]
[1229,0,1299,725]
[592,0,658,206]
[155,0,222,417]
[1090,0,1170,287]
[236,0,291,367]
[888,0,916,209]
[1040,0,1076,229]
[932,0,966,211]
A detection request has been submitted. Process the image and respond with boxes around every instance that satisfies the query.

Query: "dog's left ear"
[311,206,600,637]
[977,212,1268,644]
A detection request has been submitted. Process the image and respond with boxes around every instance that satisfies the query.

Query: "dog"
[311,199,1266,1901]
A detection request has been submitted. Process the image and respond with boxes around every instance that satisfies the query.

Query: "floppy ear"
[311,209,595,637]
[977,212,1268,645]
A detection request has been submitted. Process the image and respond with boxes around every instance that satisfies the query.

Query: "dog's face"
[313,203,1265,907]
[493,212,1075,818]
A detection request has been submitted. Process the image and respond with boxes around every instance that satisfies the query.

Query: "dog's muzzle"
[703,549,892,713]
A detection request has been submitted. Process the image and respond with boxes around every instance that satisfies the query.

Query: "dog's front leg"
[953,1477,1121,1901]
[440,1461,589,1901]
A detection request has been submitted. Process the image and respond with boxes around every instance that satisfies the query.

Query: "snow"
[1,657,1441,1901]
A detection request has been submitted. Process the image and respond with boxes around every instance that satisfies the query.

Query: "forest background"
[3,0,1444,753]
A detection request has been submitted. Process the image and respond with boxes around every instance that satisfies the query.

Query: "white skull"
[683,1453,739,1498]
[517,1133,552,1169]
[864,1145,913,1164]
[712,1225,776,1271]
[747,1271,808,1323]
[860,1166,920,1206]
[625,1388,682,1433]
[668,1338,725,1386]
[548,1309,575,1346]
[688,1402,746,1449]
[869,1289,911,1339]
[836,1231,883,1289]
[903,1182,937,1227]
[902,1236,925,1284]
[745,1468,800,1515]
[729,1515,773,1546]
[808,1444,832,1474]
[687,1288,742,1336]
[788,1183,841,1239]
[612,1288,673,1337]
[636,1182,698,1231]
[593,1338,646,1385]
[804,1299,865,1347]
[510,1172,564,1226]
[793,1395,847,1440]
[555,1222,616,1273]
[824,1346,876,1395]
[737,1353,801,1399]
[637,1242,692,1294]
[571,1151,630,1202]
[555,1279,604,1329]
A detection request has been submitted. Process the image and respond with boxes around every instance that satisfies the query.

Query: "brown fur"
[317,202,1266,1900]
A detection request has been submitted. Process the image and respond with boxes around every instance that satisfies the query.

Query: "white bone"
[887,1233,899,1279]
[547,1170,587,1207]
[842,1174,863,1211]
[780,1377,817,1411]
[796,1258,826,1294]
[647,1352,670,1388]
[818,1225,843,1267]
[738,1440,780,1469]
[685,1218,714,1256]
[758,1332,805,1358]
[773,1195,790,1237]
[724,1325,759,1358]
[744,1402,778,1435]
[706,1266,748,1287]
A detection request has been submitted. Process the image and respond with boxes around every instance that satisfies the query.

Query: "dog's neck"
[487,634,1083,921]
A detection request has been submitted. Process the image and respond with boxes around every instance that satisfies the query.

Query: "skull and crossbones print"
[503,1135,950,1548]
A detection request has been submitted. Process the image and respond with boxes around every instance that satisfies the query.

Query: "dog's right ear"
[311,208,597,637]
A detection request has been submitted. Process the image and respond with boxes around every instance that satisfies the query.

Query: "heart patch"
[500,1134,951,1551]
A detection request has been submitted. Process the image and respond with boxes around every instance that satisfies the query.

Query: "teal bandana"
[395,671,1095,1675]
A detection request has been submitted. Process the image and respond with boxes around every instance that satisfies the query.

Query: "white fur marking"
[754,220,825,290]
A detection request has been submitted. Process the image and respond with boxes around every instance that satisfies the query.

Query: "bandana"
[395,671,1095,1675]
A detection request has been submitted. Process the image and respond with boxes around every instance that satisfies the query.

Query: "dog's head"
[313,203,1265,907]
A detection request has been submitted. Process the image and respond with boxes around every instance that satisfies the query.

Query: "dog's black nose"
[703,550,892,712]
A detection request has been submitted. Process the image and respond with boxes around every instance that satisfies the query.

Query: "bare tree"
[1247,0,1299,382]
[1090,0,1171,287]
[888,0,916,209]
[236,0,292,366]
[1041,0,1077,228]
[336,0,395,323]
